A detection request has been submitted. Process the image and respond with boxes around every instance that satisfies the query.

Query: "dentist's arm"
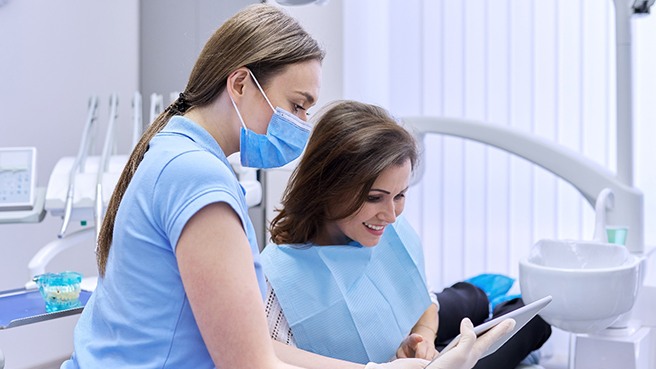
[275,341,432,369]
[178,202,303,369]
[273,340,366,369]
[273,311,513,369]
[272,316,513,369]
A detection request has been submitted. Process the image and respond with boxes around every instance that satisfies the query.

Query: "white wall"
[139,0,254,113]
[0,1,139,368]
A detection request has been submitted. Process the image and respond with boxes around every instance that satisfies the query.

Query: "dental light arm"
[404,116,644,255]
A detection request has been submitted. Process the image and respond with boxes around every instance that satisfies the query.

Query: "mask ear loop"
[248,69,276,113]
[229,95,248,131]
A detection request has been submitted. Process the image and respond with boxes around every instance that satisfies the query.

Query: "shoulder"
[164,149,231,178]
[147,122,235,189]
[152,149,238,200]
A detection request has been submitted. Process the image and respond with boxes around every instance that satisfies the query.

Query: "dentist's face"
[242,59,321,135]
[327,160,411,247]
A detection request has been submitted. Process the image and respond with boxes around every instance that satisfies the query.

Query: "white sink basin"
[519,239,641,333]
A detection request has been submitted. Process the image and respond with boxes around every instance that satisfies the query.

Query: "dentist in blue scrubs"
[61,4,513,369]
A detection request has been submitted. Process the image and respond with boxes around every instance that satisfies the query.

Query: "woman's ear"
[226,67,250,102]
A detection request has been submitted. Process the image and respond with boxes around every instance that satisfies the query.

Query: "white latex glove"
[364,358,429,369]
[426,317,516,369]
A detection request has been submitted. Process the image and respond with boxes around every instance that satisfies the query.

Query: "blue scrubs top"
[62,116,266,369]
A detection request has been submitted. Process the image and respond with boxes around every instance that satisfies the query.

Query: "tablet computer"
[425,295,552,367]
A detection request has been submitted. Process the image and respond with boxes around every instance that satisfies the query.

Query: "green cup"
[606,227,628,246]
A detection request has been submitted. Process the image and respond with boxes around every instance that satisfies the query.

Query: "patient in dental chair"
[260,100,551,369]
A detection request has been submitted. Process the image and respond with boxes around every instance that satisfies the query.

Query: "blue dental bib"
[261,216,431,363]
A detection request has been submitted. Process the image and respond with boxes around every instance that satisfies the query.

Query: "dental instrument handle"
[58,96,99,238]
[58,188,75,238]
[79,96,100,173]
[95,183,103,243]
[94,94,118,241]
[99,94,119,174]
[132,91,143,149]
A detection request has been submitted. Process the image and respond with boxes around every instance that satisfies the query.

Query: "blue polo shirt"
[62,116,265,369]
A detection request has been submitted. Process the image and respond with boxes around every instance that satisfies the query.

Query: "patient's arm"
[396,303,439,360]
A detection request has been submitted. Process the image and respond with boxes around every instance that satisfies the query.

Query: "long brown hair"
[97,4,324,276]
[269,100,418,245]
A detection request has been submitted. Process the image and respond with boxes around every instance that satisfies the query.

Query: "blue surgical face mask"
[230,70,311,169]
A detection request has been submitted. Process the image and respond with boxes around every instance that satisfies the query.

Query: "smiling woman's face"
[319,159,411,247]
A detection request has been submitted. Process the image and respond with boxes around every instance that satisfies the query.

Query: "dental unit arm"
[404,116,644,256]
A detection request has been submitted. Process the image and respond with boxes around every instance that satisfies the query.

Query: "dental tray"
[0,287,92,329]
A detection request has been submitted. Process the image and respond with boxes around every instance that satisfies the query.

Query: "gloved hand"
[396,333,438,360]
[365,358,429,369]
[367,317,514,369]
[425,318,515,369]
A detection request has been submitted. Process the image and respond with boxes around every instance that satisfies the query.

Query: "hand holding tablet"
[424,295,552,369]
